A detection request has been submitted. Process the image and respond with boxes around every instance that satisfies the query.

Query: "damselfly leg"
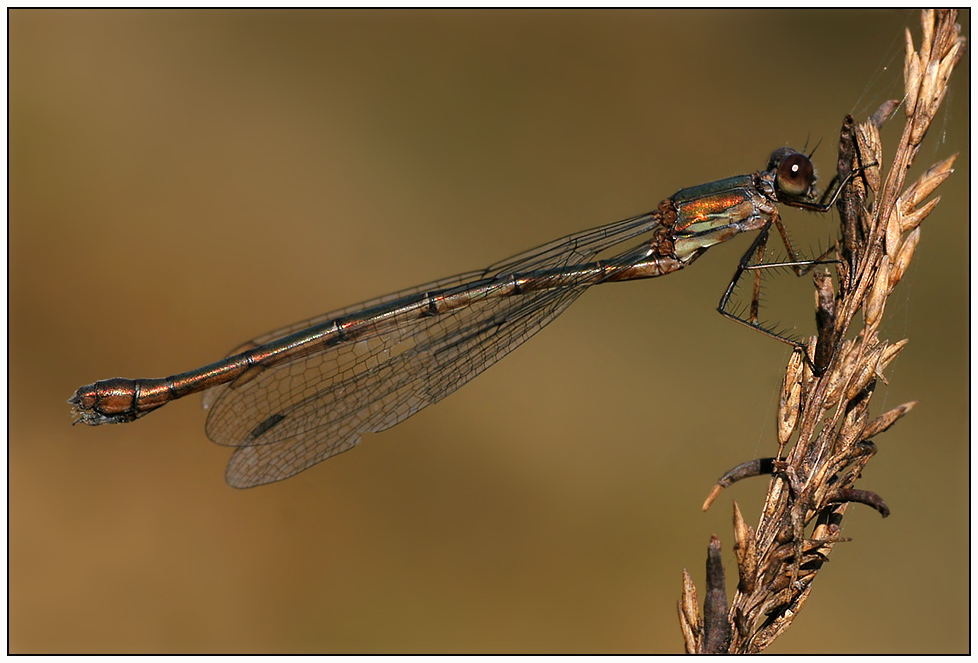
[717,160,858,372]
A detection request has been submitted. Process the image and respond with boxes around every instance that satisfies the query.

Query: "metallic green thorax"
[669,175,768,260]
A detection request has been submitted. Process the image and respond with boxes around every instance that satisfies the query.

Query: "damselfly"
[70,147,844,488]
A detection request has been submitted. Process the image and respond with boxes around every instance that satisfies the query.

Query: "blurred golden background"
[10,9,969,654]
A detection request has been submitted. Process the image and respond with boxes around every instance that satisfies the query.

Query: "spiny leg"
[717,225,784,340]
[744,226,836,322]
[717,222,826,372]
[770,213,838,277]
[750,232,765,324]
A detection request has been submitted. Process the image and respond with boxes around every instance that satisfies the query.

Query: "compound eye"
[776,153,815,198]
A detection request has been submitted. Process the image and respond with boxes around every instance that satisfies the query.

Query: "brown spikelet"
[678,568,702,654]
[777,350,804,448]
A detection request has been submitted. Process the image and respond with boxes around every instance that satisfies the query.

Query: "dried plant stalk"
[678,10,964,655]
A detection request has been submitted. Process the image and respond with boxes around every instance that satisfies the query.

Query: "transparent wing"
[202,210,660,487]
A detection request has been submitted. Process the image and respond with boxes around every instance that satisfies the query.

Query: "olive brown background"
[10,9,969,654]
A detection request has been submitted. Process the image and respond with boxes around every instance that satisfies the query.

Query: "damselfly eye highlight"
[775,153,816,198]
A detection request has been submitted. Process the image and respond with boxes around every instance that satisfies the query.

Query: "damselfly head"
[767,148,818,201]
